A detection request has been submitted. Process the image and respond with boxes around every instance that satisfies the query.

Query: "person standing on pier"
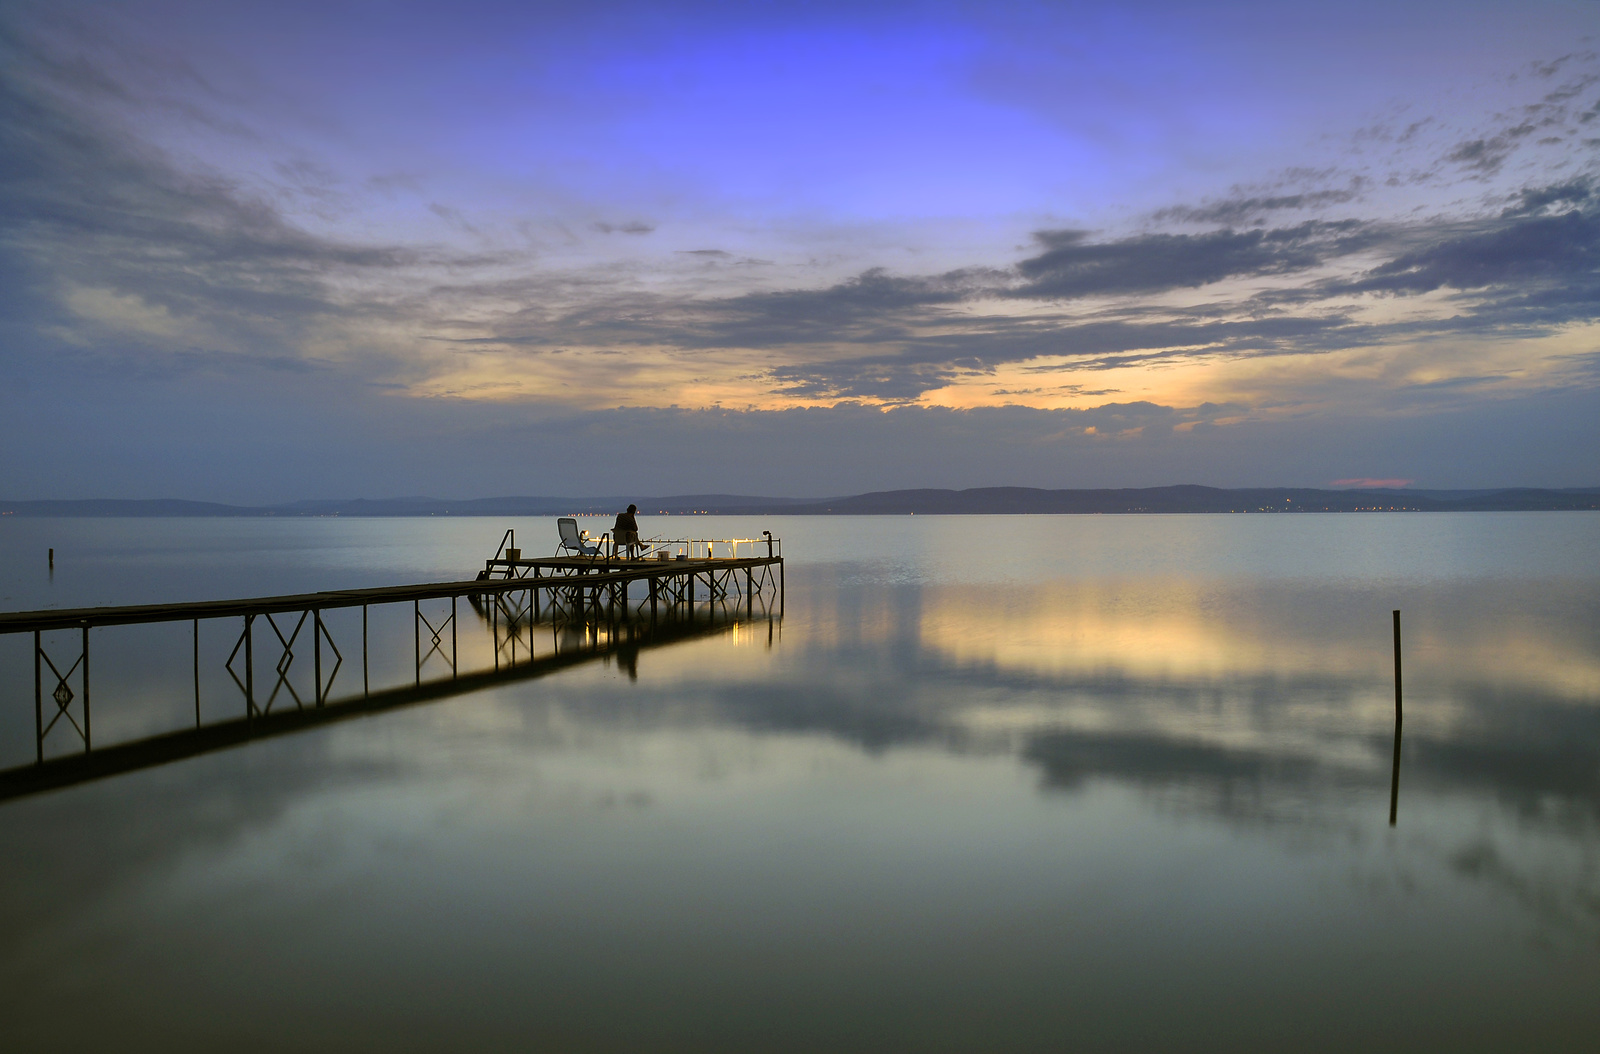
[613,503,641,559]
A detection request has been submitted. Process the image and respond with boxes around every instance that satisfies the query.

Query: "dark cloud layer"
[1152,187,1363,226]
[465,174,1599,402]
[1350,206,1600,295]
[1011,221,1370,299]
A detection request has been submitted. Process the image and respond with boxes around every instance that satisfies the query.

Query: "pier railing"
[492,528,781,563]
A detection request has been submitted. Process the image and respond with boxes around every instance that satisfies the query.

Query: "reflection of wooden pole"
[1390,609,1402,826]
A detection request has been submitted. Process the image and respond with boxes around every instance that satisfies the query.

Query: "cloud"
[1010,221,1372,299]
[590,220,655,234]
[0,32,430,360]
[448,181,1597,404]
[1347,205,1600,296]
[1503,178,1594,216]
[1445,132,1527,175]
[428,202,480,235]
[1152,187,1363,226]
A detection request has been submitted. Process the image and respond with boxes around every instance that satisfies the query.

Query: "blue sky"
[2,0,1598,500]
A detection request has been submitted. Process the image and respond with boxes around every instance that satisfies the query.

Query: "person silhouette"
[613,503,641,558]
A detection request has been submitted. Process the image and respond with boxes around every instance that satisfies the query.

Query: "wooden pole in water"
[1390,609,1402,826]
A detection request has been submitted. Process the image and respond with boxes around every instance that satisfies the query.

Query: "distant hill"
[0,494,814,517]
[3,486,1597,517]
[767,485,1600,514]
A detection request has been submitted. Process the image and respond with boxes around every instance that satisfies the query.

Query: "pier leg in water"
[314,608,323,706]
[1390,609,1403,826]
[81,625,90,751]
[193,618,200,727]
[245,614,254,722]
[33,630,41,764]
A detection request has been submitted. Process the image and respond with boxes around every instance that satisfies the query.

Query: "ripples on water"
[0,514,1597,1051]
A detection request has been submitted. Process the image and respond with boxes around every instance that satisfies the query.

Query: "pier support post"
[33,631,41,764]
[194,618,200,727]
[362,604,369,698]
[245,614,254,722]
[452,595,458,680]
[314,608,323,706]
[414,600,420,686]
[81,625,90,751]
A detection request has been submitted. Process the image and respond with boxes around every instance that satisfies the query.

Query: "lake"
[1,513,1598,1052]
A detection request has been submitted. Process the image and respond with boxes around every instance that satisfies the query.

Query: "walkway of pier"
[0,539,783,799]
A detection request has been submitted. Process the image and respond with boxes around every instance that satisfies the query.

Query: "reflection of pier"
[0,546,782,801]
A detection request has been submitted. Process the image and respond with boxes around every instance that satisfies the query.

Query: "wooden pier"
[0,536,783,799]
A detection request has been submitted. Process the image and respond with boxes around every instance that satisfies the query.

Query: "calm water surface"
[1,514,1597,1052]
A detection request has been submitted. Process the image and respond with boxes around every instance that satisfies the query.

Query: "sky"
[1,0,1597,501]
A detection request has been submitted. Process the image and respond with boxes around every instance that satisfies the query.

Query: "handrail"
[491,527,783,566]
[492,527,516,561]
[599,537,783,560]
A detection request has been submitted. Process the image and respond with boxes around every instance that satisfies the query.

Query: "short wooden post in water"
[1390,609,1403,826]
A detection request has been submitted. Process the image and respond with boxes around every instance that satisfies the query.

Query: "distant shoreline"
[4,485,1598,517]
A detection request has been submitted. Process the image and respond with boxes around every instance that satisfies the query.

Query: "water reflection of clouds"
[763,571,1600,812]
